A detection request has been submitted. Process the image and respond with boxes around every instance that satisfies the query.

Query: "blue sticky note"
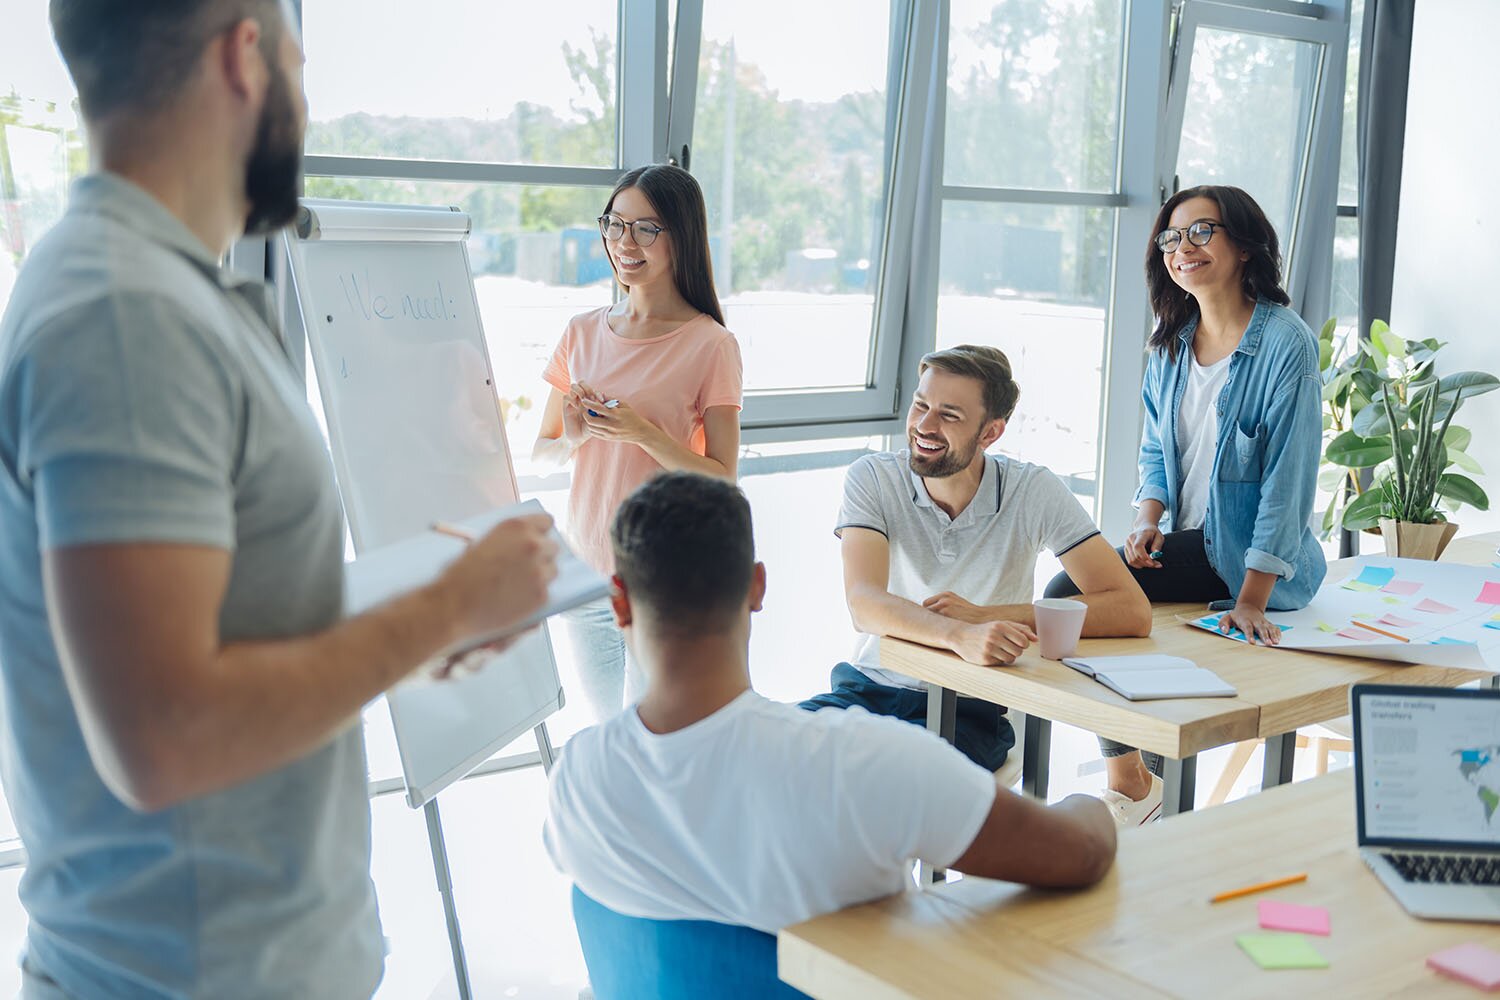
[1433,637,1478,646]
[1486,621,1500,632]
[1354,565,1398,588]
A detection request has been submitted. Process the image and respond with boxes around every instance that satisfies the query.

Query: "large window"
[934,0,1128,509]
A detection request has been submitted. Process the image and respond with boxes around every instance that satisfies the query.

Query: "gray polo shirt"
[837,450,1100,688]
[0,175,382,998]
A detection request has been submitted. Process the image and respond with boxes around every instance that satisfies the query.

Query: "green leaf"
[1375,326,1407,359]
[1318,465,1349,492]
[1445,425,1472,451]
[1353,402,1399,437]
[1369,318,1391,341]
[1341,487,1387,531]
[1318,338,1333,371]
[1321,412,1333,432]
[1448,448,1484,475]
[1437,474,1490,511]
[1439,372,1500,397]
[1325,430,1393,468]
[1319,317,1337,342]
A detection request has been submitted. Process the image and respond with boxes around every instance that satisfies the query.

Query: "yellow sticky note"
[1236,932,1329,970]
[1317,622,1337,633]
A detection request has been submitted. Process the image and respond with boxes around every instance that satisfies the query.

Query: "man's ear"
[979,416,1007,450]
[217,17,268,103]
[748,562,767,614]
[609,574,632,628]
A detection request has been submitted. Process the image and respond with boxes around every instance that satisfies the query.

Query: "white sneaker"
[1100,774,1164,827]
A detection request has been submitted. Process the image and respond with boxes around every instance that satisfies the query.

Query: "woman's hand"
[923,591,989,624]
[580,396,659,446]
[560,395,589,447]
[1219,603,1282,646]
[1123,524,1166,569]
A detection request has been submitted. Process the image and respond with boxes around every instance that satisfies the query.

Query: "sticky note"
[1486,621,1500,632]
[1353,565,1397,587]
[1428,942,1500,990]
[1337,627,1368,640]
[1341,580,1379,592]
[1480,582,1500,606]
[1433,637,1477,646]
[1416,598,1459,614]
[1352,611,1375,620]
[1258,900,1330,936]
[1378,614,1418,629]
[1381,596,1403,604]
[1382,579,1423,596]
[1317,622,1337,633]
[1236,932,1329,970]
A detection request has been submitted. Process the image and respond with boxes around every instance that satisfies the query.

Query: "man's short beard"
[907,428,983,479]
[242,53,302,237]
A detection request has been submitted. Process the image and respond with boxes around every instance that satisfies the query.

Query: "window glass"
[945,0,1125,192]
[1175,28,1323,252]
[1,5,86,321]
[691,0,894,393]
[1338,0,1366,206]
[302,0,618,167]
[934,202,1115,504]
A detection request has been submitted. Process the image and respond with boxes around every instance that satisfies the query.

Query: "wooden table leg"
[1161,755,1197,816]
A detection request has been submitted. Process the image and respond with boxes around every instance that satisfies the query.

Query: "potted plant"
[1318,319,1497,560]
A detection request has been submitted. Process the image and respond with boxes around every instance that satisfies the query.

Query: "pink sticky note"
[1258,899,1330,936]
[1428,942,1500,991]
[1379,614,1418,629]
[1416,598,1459,614]
[1480,582,1500,606]
[1382,579,1423,596]
[1337,627,1368,640]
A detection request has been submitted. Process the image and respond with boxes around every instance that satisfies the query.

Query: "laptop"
[1353,683,1500,922]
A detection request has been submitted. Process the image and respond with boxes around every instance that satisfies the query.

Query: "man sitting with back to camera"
[544,471,1116,937]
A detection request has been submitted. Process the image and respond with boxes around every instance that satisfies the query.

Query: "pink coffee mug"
[1033,598,1087,660]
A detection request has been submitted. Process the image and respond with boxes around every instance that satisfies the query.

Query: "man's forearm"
[850,588,962,652]
[975,588,1151,638]
[136,584,462,809]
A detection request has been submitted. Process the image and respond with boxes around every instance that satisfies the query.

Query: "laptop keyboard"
[1386,853,1500,886]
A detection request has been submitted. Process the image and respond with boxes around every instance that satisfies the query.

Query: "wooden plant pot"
[1379,517,1459,561]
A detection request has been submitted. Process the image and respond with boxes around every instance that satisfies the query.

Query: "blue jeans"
[799,664,1015,772]
[561,598,644,720]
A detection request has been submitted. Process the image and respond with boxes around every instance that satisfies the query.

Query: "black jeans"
[1043,529,1231,775]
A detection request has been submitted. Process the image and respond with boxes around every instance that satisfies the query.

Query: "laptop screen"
[1354,684,1500,850]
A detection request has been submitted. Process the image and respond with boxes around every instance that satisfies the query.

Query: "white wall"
[1390,0,1500,535]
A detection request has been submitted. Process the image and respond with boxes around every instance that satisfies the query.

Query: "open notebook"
[1061,654,1236,701]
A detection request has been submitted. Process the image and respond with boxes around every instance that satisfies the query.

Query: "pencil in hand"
[429,522,475,543]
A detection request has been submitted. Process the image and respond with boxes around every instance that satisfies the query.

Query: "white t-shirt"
[837,452,1102,688]
[1175,352,1232,531]
[543,691,996,935]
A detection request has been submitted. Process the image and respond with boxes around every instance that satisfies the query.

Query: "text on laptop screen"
[1360,693,1500,844]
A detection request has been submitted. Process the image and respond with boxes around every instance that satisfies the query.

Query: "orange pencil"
[1351,619,1411,643]
[429,522,475,543]
[1211,873,1307,903]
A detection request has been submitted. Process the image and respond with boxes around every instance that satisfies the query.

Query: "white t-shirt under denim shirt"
[544,692,996,934]
[837,451,1101,689]
[1174,352,1233,531]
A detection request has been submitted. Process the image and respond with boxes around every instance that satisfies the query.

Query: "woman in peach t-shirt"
[534,164,743,718]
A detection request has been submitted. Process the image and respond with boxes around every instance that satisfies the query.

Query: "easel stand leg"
[534,722,556,773]
[425,799,473,1000]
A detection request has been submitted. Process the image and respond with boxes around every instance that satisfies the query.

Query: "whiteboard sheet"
[1184,556,1500,670]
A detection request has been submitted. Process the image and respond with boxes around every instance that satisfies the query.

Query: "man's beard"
[907,428,983,479]
[242,58,302,237]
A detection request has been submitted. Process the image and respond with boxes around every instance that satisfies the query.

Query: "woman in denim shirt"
[1048,185,1326,824]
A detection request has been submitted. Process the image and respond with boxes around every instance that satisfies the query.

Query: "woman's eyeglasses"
[598,214,667,247]
[1154,220,1230,253]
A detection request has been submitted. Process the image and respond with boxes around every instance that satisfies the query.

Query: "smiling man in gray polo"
[802,345,1151,772]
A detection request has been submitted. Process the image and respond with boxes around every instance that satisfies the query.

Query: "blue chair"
[571,886,811,999]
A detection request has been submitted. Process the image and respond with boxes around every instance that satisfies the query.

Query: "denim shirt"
[1134,298,1327,611]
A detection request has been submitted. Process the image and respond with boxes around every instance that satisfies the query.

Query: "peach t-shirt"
[543,306,743,574]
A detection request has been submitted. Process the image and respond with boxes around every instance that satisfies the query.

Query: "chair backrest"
[571,887,811,1000]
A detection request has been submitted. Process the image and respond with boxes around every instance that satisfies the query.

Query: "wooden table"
[779,769,1500,999]
[904,531,1500,815]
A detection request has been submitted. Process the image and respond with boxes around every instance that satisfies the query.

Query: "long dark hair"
[602,164,725,327]
[1145,185,1290,359]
